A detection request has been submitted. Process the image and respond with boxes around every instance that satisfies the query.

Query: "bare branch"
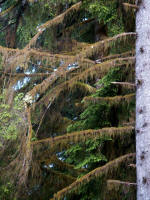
[107,179,136,186]
[111,82,135,87]
[123,3,139,10]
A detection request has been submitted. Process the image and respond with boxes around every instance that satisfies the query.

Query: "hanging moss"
[0,1,136,200]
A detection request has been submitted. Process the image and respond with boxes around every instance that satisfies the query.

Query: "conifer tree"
[0,0,137,199]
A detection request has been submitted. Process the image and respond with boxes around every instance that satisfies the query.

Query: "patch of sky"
[53,68,57,72]
[60,60,65,66]
[57,151,65,161]
[82,17,88,21]
[14,77,31,91]
[67,62,78,70]
[36,24,46,32]
[14,65,37,91]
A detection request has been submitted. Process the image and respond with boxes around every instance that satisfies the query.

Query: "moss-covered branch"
[78,32,136,59]
[83,94,135,106]
[26,1,82,49]
[50,153,135,200]
[32,126,134,157]
[34,56,134,108]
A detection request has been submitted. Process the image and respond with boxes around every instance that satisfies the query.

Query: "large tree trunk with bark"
[136,1,150,199]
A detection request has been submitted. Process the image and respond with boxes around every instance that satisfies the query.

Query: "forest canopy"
[0,0,136,199]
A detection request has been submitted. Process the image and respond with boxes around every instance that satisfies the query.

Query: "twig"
[111,82,135,87]
[123,3,139,10]
[107,179,137,186]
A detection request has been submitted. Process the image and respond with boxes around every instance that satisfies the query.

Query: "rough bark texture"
[136,1,150,199]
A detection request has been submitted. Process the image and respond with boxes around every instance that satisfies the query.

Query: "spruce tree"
[0,0,137,199]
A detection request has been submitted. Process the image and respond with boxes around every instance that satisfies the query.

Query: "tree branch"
[50,153,135,200]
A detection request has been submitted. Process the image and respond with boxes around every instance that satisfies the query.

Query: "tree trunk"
[136,1,150,199]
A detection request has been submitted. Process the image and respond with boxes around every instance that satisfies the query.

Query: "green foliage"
[64,137,110,170]
[64,64,134,199]
[0,182,16,200]
[0,1,135,199]
[67,103,111,132]
[0,92,25,143]
[88,1,117,24]
[74,178,103,200]
[83,0,124,36]
[67,67,123,133]
[107,19,124,37]
[16,1,55,48]
[93,67,122,97]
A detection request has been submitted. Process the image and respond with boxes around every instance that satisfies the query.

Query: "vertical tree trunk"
[136,1,150,199]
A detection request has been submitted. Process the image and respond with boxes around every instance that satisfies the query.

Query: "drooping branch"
[107,179,136,197]
[31,126,134,157]
[24,58,95,104]
[3,32,134,73]
[78,32,136,59]
[0,32,135,74]
[1,72,52,77]
[69,82,96,94]
[71,57,135,84]
[42,155,87,177]
[43,168,76,190]
[44,168,76,183]
[35,56,135,107]
[0,45,18,53]
[25,1,82,49]
[29,49,75,63]
[50,153,135,200]
[0,2,18,17]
